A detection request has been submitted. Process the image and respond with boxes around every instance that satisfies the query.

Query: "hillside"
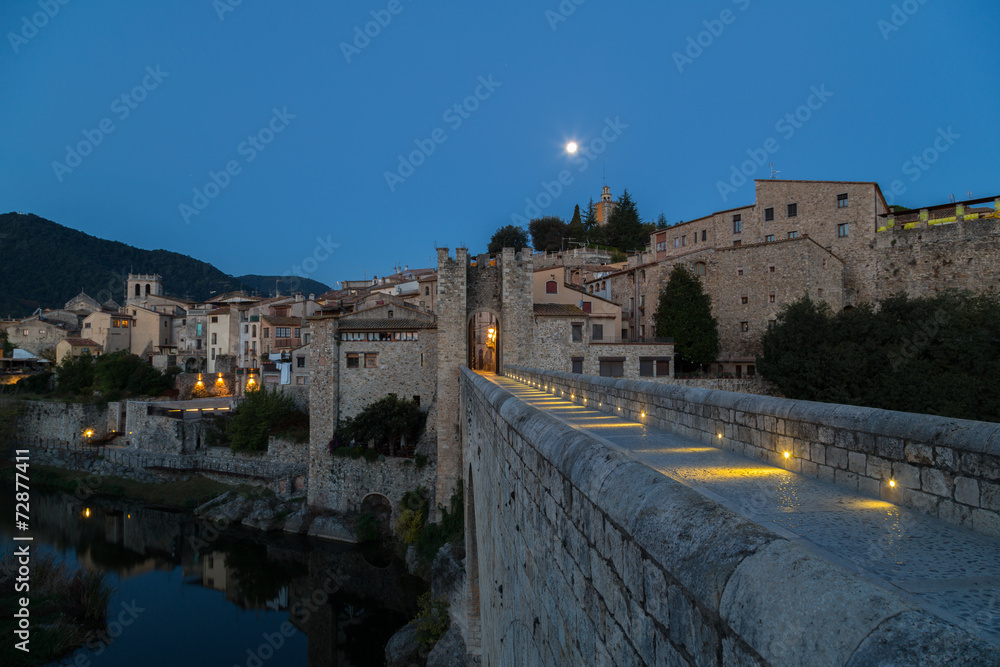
[0,213,328,317]
[234,274,330,299]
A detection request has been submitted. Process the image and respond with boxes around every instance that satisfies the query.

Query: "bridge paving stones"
[491,373,1000,647]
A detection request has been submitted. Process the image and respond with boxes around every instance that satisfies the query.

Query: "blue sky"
[2,0,997,288]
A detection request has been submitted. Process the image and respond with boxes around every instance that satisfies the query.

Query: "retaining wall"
[463,367,998,665]
[506,366,1000,539]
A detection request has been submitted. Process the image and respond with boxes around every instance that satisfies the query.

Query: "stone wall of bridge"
[462,367,997,665]
[507,366,1000,539]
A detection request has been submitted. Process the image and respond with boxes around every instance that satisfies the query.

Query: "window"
[413,395,420,407]
[737,268,744,276]
[425,286,430,295]
[364,353,378,368]
[733,240,742,247]
[787,203,798,217]
[211,348,216,360]
[211,316,218,323]
[639,324,645,338]
[788,231,799,239]
[211,333,217,344]
[304,333,310,344]
[387,310,393,319]
[764,207,774,221]
[837,223,849,238]
[582,301,592,314]
[768,320,777,330]
[296,376,308,385]
[769,293,776,303]
[765,234,774,242]
[346,353,359,368]
[196,339,202,350]
[695,262,706,276]
[837,193,848,208]
[818,288,824,298]
[196,323,202,336]
[701,230,707,242]
[592,324,604,341]
[601,281,606,290]
[599,358,624,377]
[244,324,249,334]
[733,215,742,234]
[571,323,583,342]
[746,364,756,377]
[296,356,305,368]
[741,295,749,305]
[252,325,256,337]
[84,323,91,329]
[294,328,301,338]
[276,327,291,338]
[545,280,558,294]
[769,264,775,273]
[572,357,584,374]
[740,321,749,332]
[640,358,654,377]
[656,358,670,376]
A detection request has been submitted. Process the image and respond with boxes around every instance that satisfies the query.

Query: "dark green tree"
[487,225,530,254]
[227,386,307,453]
[0,330,12,358]
[655,213,669,229]
[92,350,172,400]
[55,352,96,395]
[653,265,720,370]
[339,393,427,456]
[567,204,585,243]
[583,199,598,231]
[605,188,645,250]
[759,291,1000,422]
[528,216,568,252]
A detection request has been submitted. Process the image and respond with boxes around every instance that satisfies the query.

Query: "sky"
[2,0,998,290]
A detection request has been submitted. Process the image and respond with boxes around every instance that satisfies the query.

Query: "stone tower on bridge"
[434,247,534,507]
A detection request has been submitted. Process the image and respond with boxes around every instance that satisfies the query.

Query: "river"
[0,483,424,667]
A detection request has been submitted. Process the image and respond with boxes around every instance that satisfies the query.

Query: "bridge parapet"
[462,368,998,664]
[507,366,1000,539]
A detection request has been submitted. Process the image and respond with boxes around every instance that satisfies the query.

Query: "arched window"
[545,281,558,294]
[695,262,706,276]
[145,284,151,295]
[134,284,141,297]
[601,281,606,290]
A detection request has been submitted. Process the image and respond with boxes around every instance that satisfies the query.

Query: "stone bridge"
[459,366,1000,666]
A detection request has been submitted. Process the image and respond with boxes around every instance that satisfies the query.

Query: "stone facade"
[462,368,997,665]
[509,366,1000,539]
[3,315,77,356]
[309,456,437,519]
[706,236,844,359]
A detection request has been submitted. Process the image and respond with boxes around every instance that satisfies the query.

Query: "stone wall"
[14,401,111,448]
[435,248,468,509]
[706,236,844,358]
[337,330,437,419]
[309,454,437,518]
[508,366,1000,539]
[463,367,998,665]
[873,217,1000,300]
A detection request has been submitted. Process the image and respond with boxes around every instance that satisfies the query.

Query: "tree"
[605,188,645,251]
[338,393,427,456]
[92,350,172,400]
[487,225,529,254]
[567,204,585,243]
[56,352,96,395]
[528,216,568,252]
[653,265,720,370]
[227,386,307,453]
[759,291,1000,422]
[0,330,12,358]
[583,199,598,231]
[655,213,669,229]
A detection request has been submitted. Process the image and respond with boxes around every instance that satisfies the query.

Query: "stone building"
[2,313,79,357]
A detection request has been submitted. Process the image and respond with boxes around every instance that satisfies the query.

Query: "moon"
[566,141,578,154]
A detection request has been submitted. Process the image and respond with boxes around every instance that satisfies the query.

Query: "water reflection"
[0,484,422,666]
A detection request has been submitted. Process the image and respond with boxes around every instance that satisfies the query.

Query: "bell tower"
[126,273,163,306]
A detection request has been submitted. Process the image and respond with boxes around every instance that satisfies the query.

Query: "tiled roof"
[339,318,436,330]
[262,315,302,326]
[533,304,586,317]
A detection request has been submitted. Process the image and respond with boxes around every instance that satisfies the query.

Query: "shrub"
[338,394,427,456]
[413,593,450,648]
[227,387,308,453]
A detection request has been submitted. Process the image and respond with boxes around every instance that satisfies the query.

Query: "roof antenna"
[770,163,780,179]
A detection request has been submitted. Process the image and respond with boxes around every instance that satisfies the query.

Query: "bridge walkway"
[488,372,1000,646]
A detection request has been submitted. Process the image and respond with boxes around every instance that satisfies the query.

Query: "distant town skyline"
[1,0,997,284]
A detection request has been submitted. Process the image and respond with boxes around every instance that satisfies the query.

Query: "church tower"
[126,274,163,306]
